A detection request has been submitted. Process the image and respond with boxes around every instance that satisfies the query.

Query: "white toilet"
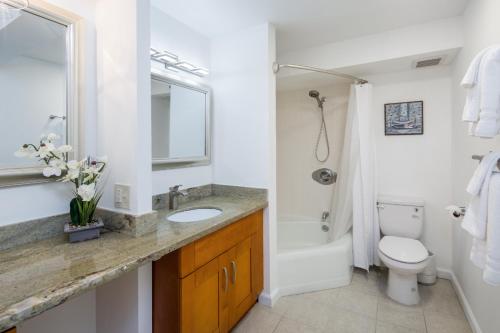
[377,196,429,305]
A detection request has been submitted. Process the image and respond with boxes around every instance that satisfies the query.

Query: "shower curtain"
[330,83,380,270]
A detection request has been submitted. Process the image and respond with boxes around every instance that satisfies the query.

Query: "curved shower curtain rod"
[273,62,368,85]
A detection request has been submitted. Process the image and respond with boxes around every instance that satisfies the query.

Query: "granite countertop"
[0,191,267,331]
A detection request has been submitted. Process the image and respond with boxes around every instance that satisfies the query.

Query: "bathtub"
[277,220,353,297]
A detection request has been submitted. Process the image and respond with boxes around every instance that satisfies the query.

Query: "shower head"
[309,90,320,98]
[309,90,325,108]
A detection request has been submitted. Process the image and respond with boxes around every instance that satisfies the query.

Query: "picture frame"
[384,101,424,136]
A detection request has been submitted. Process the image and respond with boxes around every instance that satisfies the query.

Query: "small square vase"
[64,218,104,243]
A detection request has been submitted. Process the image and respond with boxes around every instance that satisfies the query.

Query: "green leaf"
[69,198,80,226]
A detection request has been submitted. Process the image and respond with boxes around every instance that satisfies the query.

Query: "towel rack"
[472,154,500,171]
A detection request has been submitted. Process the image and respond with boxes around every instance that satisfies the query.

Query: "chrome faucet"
[168,185,187,210]
[321,211,330,222]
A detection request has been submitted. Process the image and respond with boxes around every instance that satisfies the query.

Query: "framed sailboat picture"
[384,101,423,135]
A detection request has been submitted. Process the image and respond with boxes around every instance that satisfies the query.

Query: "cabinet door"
[180,258,220,333]
[229,237,254,328]
[218,248,234,333]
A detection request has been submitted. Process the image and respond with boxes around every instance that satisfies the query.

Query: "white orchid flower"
[42,159,66,178]
[77,183,96,202]
[68,168,80,180]
[67,160,80,169]
[37,143,55,158]
[60,159,80,181]
[57,145,72,154]
[83,164,100,175]
[46,133,60,142]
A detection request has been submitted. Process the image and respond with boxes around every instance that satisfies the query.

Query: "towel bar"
[472,154,500,171]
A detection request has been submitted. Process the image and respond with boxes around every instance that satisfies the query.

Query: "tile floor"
[232,268,472,333]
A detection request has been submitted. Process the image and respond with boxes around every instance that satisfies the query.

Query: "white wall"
[370,68,453,270]
[96,0,152,214]
[211,23,278,303]
[211,24,275,188]
[18,290,96,333]
[277,84,350,221]
[451,0,500,332]
[150,6,212,195]
[0,0,97,227]
[96,264,152,333]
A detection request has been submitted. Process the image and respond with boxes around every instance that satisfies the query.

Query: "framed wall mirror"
[0,0,82,186]
[151,72,211,167]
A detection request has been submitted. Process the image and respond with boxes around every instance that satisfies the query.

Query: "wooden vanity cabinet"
[153,210,264,333]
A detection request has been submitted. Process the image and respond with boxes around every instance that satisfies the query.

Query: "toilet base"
[387,269,420,305]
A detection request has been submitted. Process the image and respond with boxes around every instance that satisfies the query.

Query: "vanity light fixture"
[176,61,196,71]
[150,48,160,57]
[150,48,209,77]
[192,67,209,76]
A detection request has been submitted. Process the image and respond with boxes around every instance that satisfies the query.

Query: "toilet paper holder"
[445,205,467,219]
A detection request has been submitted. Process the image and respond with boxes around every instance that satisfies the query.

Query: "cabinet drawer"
[179,211,261,277]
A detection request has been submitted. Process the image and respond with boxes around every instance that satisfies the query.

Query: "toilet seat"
[379,236,428,264]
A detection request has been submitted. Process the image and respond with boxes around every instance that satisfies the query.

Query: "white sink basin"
[167,208,223,223]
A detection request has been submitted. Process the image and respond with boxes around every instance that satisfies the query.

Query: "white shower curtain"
[330,83,380,270]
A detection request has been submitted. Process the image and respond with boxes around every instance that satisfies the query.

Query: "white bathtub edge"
[278,273,352,298]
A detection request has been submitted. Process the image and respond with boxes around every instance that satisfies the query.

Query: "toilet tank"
[377,195,425,239]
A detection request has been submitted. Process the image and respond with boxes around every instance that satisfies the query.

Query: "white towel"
[469,174,500,286]
[461,47,494,123]
[462,88,481,123]
[461,47,493,88]
[461,45,500,137]
[474,47,500,137]
[483,174,500,285]
[462,152,500,239]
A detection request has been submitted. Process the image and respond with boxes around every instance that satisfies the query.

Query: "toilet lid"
[379,236,428,263]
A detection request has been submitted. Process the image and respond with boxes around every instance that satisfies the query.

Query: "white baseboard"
[436,267,453,280]
[437,268,482,333]
[258,288,280,307]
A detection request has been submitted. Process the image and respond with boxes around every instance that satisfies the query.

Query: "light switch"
[114,184,130,209]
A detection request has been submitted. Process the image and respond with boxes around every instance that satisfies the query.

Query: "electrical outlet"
[114,184,130,209]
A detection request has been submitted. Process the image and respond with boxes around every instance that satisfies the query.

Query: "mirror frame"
[0,0,83,187]
[151,70,211,168]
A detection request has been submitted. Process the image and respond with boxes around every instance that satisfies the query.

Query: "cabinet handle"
[223,267,228,292]
[231,260,237,284]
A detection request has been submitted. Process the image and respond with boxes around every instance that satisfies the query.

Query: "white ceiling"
[151,0,469,53]
[277,48,460,91]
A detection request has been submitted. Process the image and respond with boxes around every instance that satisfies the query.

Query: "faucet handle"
[169,184,182,192]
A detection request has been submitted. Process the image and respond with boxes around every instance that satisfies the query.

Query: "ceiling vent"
[413,57,444,68]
